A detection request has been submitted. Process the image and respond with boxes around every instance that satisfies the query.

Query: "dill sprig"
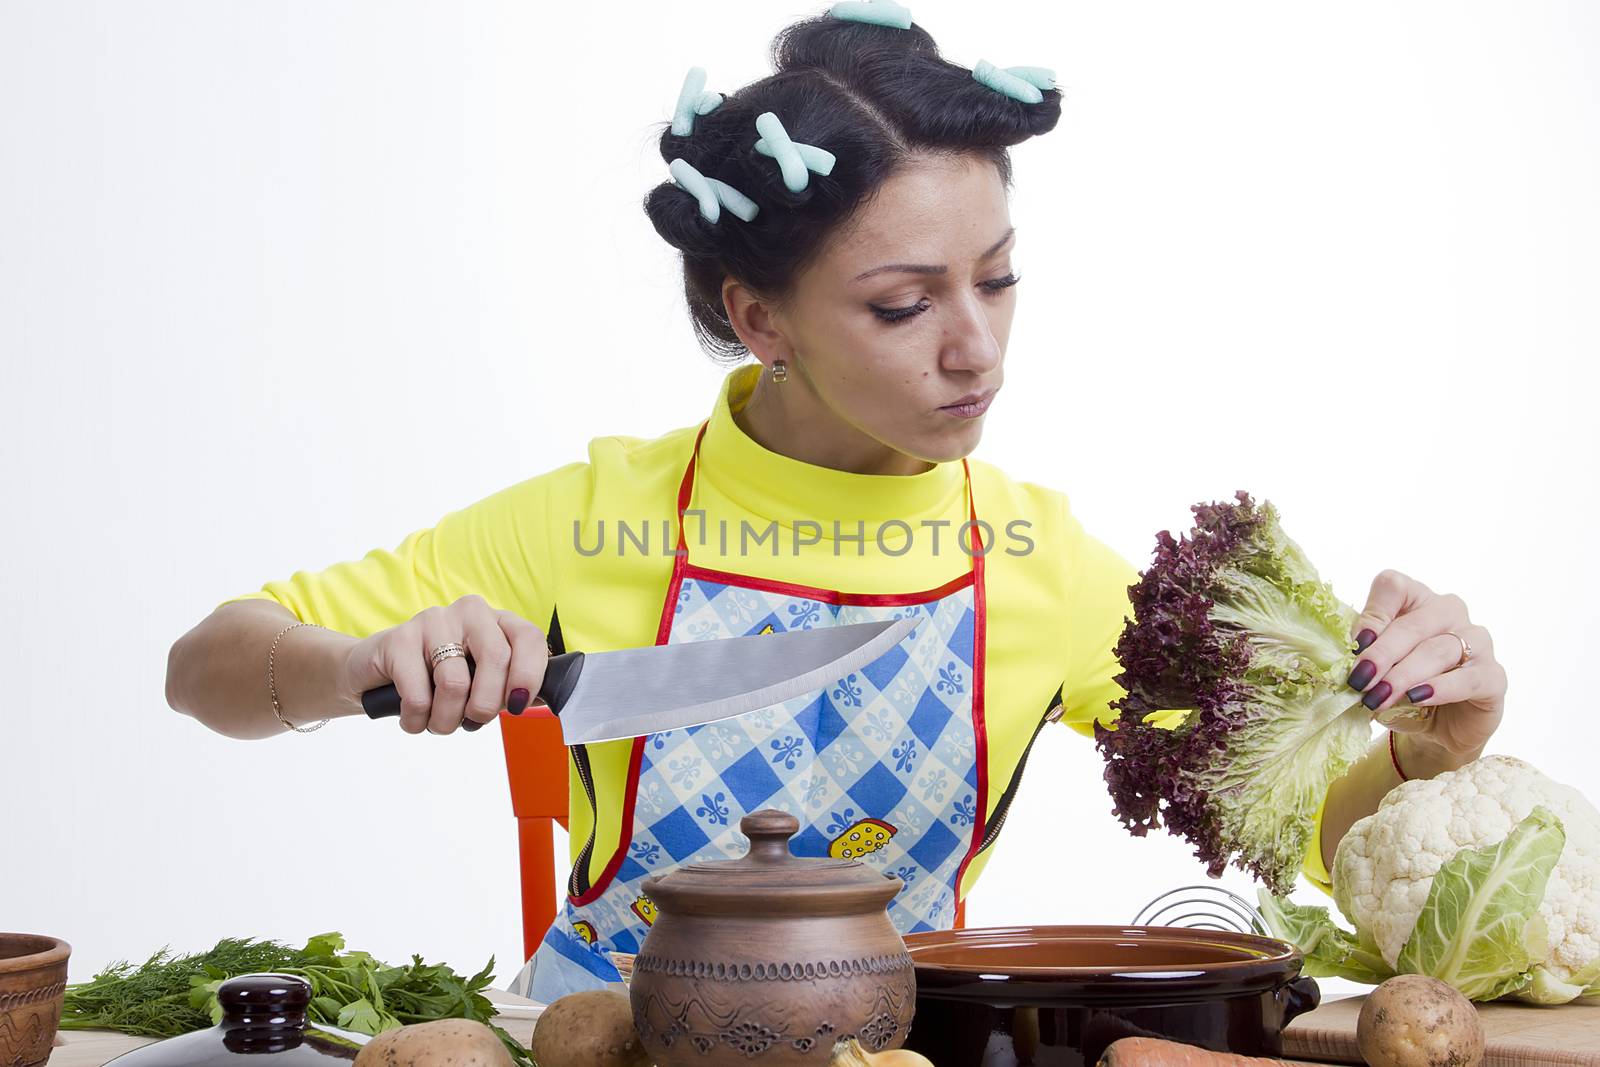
[59,937,300,1037]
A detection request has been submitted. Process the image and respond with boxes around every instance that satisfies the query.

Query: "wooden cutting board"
[1285,993,1600,1067]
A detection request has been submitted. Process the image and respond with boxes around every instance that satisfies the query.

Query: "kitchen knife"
[361,615,917,744]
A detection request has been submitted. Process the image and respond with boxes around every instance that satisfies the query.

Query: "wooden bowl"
[0,933,71,1067]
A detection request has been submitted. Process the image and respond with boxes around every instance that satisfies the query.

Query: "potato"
[1357,974,1485,1067]
[530,989,649,1067]
[352,1018,514,1067]
[829,1038,936,1066]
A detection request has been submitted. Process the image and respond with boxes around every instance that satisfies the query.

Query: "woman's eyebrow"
[851,227,1016,283]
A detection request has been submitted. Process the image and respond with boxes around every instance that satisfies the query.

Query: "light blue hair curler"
[672,66,724,137]
[753,112,836,194]
[971,60,1056,105]
[828,0,912,29]
[669,157,759,224]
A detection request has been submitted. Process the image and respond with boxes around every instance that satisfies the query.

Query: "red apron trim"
[672,420,711,526]
[564,480,697,907]
[569,737,648,906]
[952,524,989,897]
[564,485,699,907]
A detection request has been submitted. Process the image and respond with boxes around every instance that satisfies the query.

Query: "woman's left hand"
[1345,568,1507,775]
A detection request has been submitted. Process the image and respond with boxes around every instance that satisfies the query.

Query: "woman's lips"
[940,389,997,418]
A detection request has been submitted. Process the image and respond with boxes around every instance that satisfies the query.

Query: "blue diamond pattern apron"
[513,420,990,1002]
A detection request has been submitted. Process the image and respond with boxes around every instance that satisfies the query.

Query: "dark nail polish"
[508,688,530,716]
[1354,629,1377,653]
[1347,659,1376,691]
[1362,681,1392,711]
[1407,684,1434,703]
[463,718,483,732]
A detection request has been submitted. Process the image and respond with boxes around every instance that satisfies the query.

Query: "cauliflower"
[1262,754,1600,1003]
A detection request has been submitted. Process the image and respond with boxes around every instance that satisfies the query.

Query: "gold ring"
[429,642,468,670]
[1444,630,1472,670]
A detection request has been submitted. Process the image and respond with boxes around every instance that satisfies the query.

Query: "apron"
[512,419,990,1002]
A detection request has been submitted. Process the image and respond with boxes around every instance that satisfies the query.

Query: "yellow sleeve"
[1051,500,1146,739]
[217,473,558,639]
[1302,790,1335,895]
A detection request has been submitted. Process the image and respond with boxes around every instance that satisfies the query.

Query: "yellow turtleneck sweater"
[223,363,1333,897]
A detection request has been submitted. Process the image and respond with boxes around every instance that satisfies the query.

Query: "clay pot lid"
[104,974,369,1067]
[643,808,901,917]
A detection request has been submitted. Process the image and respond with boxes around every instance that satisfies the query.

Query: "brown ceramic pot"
[630,808,916,1066]
[901,925,1321,1067]
[0,933,70,1067]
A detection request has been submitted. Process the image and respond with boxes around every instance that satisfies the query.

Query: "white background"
[2,1,1596,1001]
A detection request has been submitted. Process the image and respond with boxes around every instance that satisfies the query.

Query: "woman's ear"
[722,277,796,373]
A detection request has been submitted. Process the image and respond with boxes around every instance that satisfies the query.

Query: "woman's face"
[727,153,1017,474]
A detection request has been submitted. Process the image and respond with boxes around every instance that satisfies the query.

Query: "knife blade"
[361,615,917,743]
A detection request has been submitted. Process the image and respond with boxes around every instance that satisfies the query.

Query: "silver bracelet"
[269,621,332,733]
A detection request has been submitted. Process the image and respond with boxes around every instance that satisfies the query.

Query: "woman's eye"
[869,272,1022,325]
[871,298,930,324]
[982,271,1022,294]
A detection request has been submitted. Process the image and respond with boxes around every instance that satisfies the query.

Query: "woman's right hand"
[338,594,551,734]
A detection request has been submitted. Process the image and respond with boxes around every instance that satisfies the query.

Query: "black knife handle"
[361,650,586,732]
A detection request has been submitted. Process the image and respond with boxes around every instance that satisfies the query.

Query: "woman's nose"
[940,292,1003,373]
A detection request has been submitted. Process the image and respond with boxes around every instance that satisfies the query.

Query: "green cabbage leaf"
[1261,806,1566,1001]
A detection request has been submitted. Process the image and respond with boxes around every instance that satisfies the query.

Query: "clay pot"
[630,808,915,1066]
[0,933,69,1067]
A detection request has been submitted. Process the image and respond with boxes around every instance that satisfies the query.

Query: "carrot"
[1098,1037,1304,1067]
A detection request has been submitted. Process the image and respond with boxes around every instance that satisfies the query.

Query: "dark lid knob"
[218,974,311,1020]
[740,808,800,863]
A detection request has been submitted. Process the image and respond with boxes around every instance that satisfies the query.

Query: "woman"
[164,6,1507,1002]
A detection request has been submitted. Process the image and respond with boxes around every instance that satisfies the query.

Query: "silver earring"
[771,358,788,383]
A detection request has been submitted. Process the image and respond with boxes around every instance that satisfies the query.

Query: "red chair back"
[500,712,570,962]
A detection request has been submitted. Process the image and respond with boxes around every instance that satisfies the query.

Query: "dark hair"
[642,10,1062,364]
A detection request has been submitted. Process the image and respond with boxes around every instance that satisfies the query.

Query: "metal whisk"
[1129,885,1268,935]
